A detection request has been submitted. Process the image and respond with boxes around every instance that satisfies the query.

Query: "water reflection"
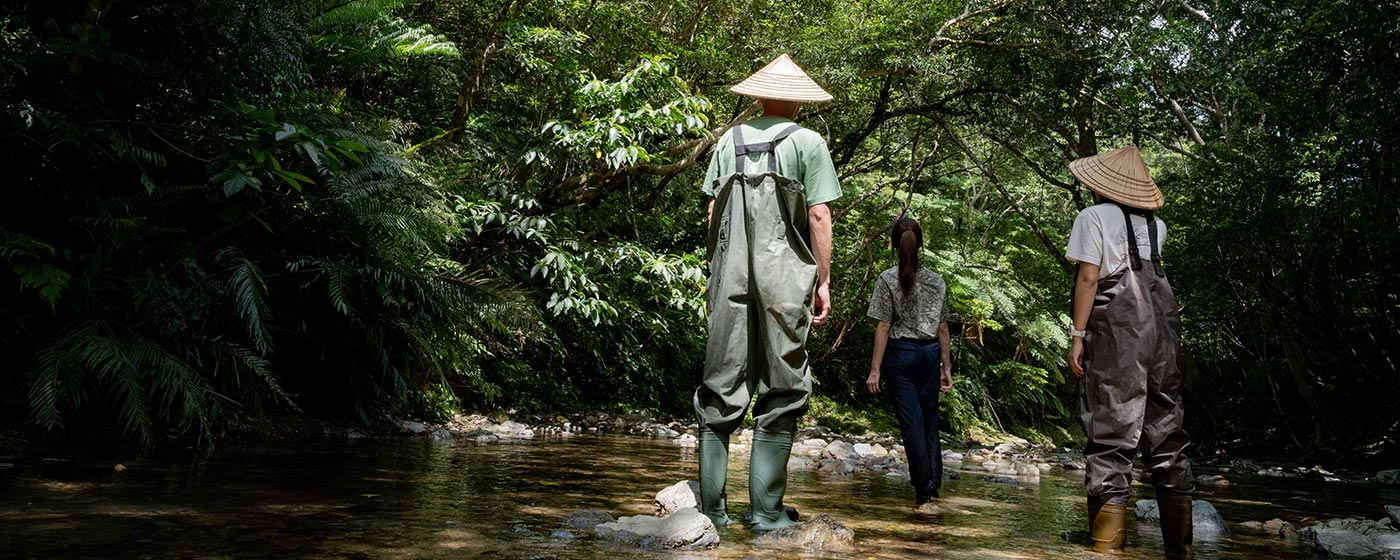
[0,435,1345,559]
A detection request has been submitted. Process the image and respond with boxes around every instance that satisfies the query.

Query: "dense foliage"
[1,0,1394,463]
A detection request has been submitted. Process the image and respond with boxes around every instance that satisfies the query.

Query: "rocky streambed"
[384,412,1400,558]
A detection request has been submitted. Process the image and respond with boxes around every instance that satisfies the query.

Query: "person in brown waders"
[1065,145,1194,557]
[694,54,840,532]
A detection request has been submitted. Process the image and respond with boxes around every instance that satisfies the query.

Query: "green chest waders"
[695,124,814,531]
[1080,205,1194,554]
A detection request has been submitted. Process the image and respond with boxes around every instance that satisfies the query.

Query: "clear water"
[0,434,1387,559]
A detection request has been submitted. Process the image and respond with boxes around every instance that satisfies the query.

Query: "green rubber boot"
[698,431,734,527]
[748,432,802,532]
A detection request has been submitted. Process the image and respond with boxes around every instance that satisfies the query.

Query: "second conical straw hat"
[730,54,833,103]
[1068,145,1164,210]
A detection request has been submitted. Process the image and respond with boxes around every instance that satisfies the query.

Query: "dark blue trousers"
[882,339,943,500]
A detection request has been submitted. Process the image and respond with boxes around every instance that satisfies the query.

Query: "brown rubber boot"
[1158,493,1194,559]
[1088,496,1127,554]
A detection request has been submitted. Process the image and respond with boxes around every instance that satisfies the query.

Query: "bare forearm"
[938,321,951,364]
[870,321,891,372]
[808,203,832,285]
[1072,266,1098,331]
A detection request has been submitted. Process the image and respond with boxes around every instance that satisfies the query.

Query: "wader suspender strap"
[1119,205,1163,276]
[732,124,804,174]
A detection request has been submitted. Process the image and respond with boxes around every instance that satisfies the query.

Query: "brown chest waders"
[1080,205,1194,555]
[695,124,814,531]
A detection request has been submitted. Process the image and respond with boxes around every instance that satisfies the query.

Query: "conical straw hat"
[1068,145,1164,210]
[730,54,833,103]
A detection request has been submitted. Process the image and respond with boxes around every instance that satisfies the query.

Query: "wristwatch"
[1068,326,1087,338]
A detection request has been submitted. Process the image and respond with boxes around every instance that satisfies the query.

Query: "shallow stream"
[2,434,1394,559]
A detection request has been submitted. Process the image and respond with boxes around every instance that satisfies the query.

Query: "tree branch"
[938,119,1074,275]
[534,102,762,212]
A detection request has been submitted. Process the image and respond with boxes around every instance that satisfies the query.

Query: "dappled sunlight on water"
[0,434,1363,559]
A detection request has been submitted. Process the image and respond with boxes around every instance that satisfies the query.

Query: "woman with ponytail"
[866,217,953,506]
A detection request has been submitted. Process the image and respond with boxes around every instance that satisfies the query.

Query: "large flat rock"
[753,514,855,553]
[1134,499,1229,539]
[594,507,718,550]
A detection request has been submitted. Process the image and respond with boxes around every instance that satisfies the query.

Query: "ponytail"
[891,217,923,296]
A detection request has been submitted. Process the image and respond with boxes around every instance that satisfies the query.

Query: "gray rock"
[852,443,874,456]
[823,440,858,460]
[462,428,498,442]
[1376,470,1400,486]
[1196,474,1231,487]
[915,502,943,515]
[1063,458,1087,470]
[942,451,965,463]
[400,420,426,434]
[655,481,700,516]
[563,509,615,532]
[429,427,452,441]
[489,420,534,439]
[1265,518,1299,539]
[817,458,856,475]
[787,456,816,471]
[1134,499,1229,539]
[550,530,575,539]
[1388,506,1400,528]
[1308,528,1386,558]
[594,507,718,550]
[1240,521,1266,534]
[651,425,681,438]
[1372,531,1400,550]
[673,433,697,447]
[752,514,855,553]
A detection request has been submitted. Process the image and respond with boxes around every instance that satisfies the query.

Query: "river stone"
[1387,506,1400,527]
[1372,531,1400,550]
[818,458,856,475]
[655,480,700,516]
[1019,462,1041,484]
[564,509,615,532]
[400,420,427,434]
[1265,518,1299,539]
[915,502,943,515]
[1196,474,1231,487]
[1308,528,1386,558]
[1134,499,1229,539]
[823,440,858,460]
[651,425,680,438]
[1376,470,1400,486]
[993,442,1019,455]
[489,420,534,439]
[870,444,889,457]
[594,507,718,550]
[1240,521,1266,534]
[429,427,452,441]
[673,433,697,447]
[788,456,816,471]
[942,451,964,463]
[752,514,855,553]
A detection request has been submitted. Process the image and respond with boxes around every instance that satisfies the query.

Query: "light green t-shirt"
[701,116,842,207]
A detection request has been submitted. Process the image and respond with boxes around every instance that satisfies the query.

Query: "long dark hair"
[890,217,922,296]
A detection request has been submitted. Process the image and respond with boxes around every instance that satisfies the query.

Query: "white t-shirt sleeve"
[1065,207,1103,265]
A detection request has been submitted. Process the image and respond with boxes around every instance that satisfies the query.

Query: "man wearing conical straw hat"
[1064,145,1194,557]
[693,54,840,532]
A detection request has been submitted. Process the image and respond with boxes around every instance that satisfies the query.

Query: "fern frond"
[219,249,274,355]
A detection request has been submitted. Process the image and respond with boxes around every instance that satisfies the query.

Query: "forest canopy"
[1,0,1395,464]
